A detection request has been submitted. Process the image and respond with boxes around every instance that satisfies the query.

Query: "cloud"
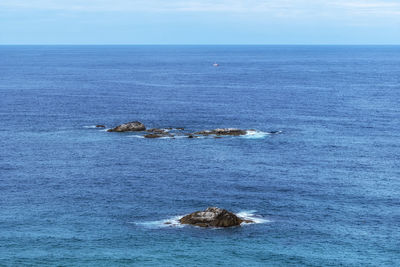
[333,0,400,15]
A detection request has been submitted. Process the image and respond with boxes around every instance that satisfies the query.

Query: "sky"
[1,0,400,44]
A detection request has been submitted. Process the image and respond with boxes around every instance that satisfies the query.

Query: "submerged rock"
[179,207,253,227]
[107,121,146,132]
[96,125,105,128]
[268,131,282,134]
[144,134,163,138]
[144,132,174,138]
[147,128,167,134]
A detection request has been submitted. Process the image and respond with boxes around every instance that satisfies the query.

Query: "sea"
[0,45,399,266]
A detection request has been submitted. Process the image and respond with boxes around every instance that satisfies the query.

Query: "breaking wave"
[242,130,270,139]
[135,215,185,229]
[83,125,110,131]
[236,210,270,224]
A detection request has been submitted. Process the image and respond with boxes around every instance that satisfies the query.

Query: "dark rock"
[147,128,166,134]
[107,121,146,132]
[195,128,247,136]
[144,134,163,138]
[96,125,105,128]
[144,132,174,138]
[176,127,185,130]
[194,130,212,135]
[269,131,282,134]
[179,207,252,227]
[185,133,199,138]
[212,128,247,136]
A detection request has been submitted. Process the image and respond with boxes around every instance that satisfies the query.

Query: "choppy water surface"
[1,45,399,266]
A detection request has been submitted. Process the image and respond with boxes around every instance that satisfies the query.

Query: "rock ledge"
[195,128,247,136]
[107,121,146,132]
[179,207,253,227]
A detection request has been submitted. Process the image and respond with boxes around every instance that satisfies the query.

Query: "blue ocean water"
[0,45,399,266]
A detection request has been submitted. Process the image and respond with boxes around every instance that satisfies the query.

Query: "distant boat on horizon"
[213,63,219,67]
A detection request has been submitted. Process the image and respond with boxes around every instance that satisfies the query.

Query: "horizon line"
[1,44,400,46]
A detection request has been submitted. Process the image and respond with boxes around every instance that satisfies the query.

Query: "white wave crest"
[242,130,269,139]
[128,135,145,139]
[236,210,270,224]
[242,130,282,139]
[83,125,110,131]
[136,215,185,228]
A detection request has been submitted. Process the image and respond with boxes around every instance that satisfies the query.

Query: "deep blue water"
[1,45,399,266]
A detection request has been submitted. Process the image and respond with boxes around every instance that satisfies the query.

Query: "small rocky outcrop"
[179,207,253,227]
[194,130,212,136]
[268,131,282,134]
[144,134,163,138]
[147,128,167,134]
[144,133,174,138]
[99,122,276,139]
[195,128,247,136]
[184,133,198,138]
[107,121,146,132]
[213,128,247,135]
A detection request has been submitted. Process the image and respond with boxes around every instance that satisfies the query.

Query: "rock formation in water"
[144,133,174,138]
[146,128,167,134]
[179,207,253,227]
[96,125,105,128]
[102,122,280,139]
[195,128,247,136]
[107,121,146,132]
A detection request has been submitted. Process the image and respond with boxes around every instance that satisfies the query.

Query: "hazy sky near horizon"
[1,0,400,44]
